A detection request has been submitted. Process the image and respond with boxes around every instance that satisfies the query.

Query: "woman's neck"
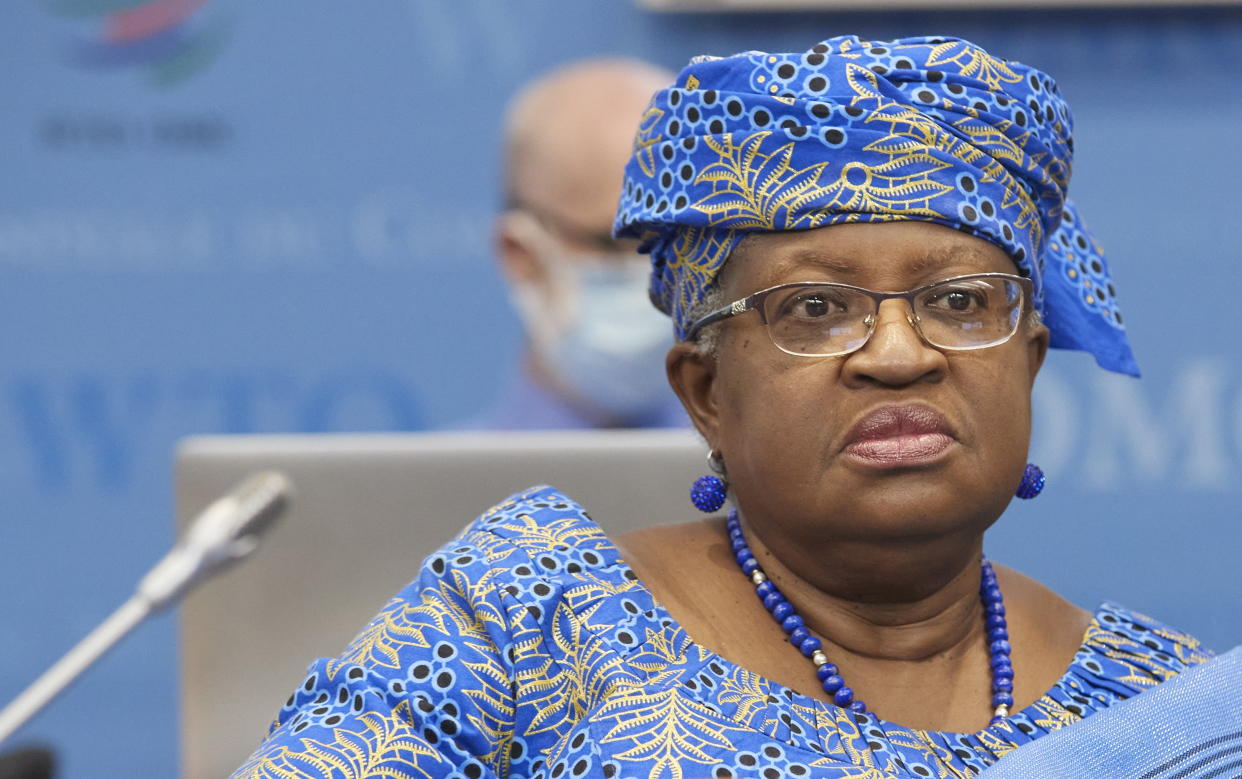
[617,516,1091,732]
[741,515,988,664]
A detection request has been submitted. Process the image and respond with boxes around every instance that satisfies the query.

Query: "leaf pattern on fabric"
[925,40,1023,91]
[597,688,739,779]
[236,703,446,779]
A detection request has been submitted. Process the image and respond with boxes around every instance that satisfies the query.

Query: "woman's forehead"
[724,222,1017,292]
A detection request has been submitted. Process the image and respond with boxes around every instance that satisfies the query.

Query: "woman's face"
[671,221,1048,578]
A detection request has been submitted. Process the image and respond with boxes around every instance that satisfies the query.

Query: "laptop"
[175,429,704,779]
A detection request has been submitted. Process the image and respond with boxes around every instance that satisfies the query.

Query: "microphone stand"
[0,471,292,746]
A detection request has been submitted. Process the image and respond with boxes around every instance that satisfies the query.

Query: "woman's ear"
[667,341,721,447]
[1026,312,1050,388]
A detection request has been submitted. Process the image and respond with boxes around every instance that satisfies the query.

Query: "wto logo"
[46,0,231,87]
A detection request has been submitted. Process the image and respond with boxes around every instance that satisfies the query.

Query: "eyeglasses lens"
[763,277,1024,357]
[914,277,1023,350]
[766,286,874,357]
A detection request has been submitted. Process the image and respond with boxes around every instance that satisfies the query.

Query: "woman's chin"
[787,464,1007,544]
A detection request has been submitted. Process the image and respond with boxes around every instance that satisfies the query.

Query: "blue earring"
[690,450,729,513]
[1015,463,1045,499]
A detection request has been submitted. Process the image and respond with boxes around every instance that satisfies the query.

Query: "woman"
[234,37,1227,778]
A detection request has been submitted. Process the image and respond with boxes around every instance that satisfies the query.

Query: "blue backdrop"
[2,2,1240,776]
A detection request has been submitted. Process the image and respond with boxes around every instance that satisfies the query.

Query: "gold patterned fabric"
[614,36,1139,375]
[232,486,1211,778]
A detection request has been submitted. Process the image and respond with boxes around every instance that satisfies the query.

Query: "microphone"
[138,470,291,611]
[0,471,293,746]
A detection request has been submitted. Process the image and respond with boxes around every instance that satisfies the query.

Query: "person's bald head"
[502,58,673,240]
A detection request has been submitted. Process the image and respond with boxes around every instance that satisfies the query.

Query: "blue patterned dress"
[233,486,1213,779]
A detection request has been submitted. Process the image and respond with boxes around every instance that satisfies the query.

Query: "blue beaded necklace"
[726,509,1015,724]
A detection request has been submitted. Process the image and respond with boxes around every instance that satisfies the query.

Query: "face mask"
[510,251,676,421]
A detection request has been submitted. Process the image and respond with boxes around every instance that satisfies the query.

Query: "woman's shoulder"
[975,607,1229,779]
[1080,601,1215,678]
[439,484,622,573]
[1022,600,1216,724]
[394,483,642,619]
[334,485,636,670]
[994,565,1214,704]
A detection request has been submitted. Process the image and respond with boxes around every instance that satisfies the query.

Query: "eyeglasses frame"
[684,272,1036,357]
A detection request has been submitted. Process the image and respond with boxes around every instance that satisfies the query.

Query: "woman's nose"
[841,299,946,387]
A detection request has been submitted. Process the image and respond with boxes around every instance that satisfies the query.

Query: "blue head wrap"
[614,35,1139,375]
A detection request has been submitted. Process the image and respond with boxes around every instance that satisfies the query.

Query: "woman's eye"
[927,288,986,313]
[945,291,973,311]
[791,294,836,318]
[794,295,824,316]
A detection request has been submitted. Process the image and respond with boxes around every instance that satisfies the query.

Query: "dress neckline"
[604,528,1101,741]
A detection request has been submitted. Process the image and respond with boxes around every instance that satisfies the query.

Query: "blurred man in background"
[475,58,685,429]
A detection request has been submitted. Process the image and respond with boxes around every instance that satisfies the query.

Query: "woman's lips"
[843,405,956,467]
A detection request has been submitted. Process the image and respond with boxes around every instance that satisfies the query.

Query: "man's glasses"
[685,273,1034,357]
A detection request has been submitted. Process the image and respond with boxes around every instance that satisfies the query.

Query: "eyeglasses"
[685,273,1034,357]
